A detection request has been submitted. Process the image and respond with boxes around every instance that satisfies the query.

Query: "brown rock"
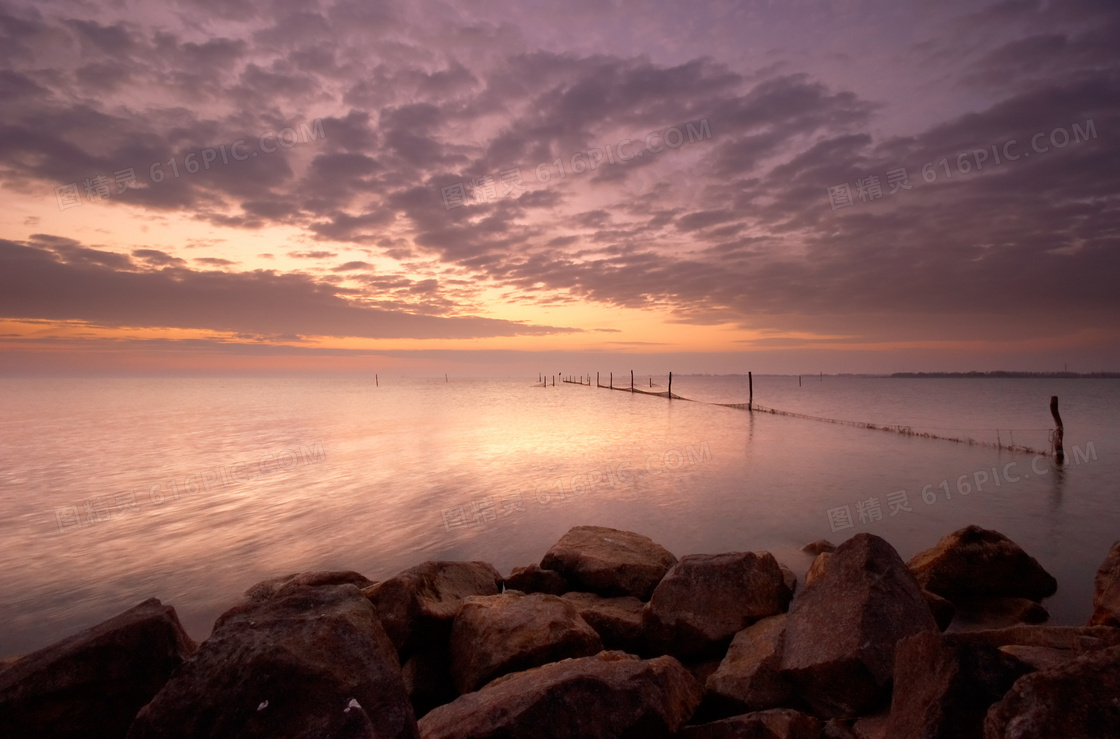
[802,540,837,556]
[950,597,1049,631]
[780,533,938,719]
[907,526,1057,602]
[822,718,859,738]
[923,589,956,632]
[540,525,677,599]
[449,591,602,693]
[418,651,701,738]
[953,624,1120,652]
[705,615,796,718]
[244,570,374,602]
[560,591,644,652]
[851,714,889,739]
[983,644,1120,737]
[997,645,1071,671]
[366,561,501,656]
[0,598,195,739]
[1089,540,1120,626]
[644,552,793,659]
[127,584,417,739]
[885,631,1032,739]
[504,564,568,595]
[780,564,798,596]
[679,708,822,738]
[805,553,831,587]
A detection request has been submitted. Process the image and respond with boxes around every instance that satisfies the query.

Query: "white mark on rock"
[345,698,361,713]
[257,700,269,711]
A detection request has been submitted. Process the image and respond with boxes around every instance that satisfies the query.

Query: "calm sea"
[1,374,1117,657]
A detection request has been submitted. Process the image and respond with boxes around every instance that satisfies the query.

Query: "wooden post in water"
[669,372,672,398]
[799,375,802,387]
[375,374,378,387]
[610,372,613,389]
[1050,395,1065,463]
[630,370,634,393]
[748,371,753,410]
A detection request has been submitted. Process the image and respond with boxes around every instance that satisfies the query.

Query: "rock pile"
[2,525,1118,738]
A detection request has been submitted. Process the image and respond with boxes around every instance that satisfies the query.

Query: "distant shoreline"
[890,371,1120,379]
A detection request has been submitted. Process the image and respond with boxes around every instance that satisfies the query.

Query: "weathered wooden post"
[631,370,634,393]
[375,374,378,387]
[1050,395,1064,463]
[749,371,753,410]
[799,375,802,387]
[669,371,672,398]
[597,372,600,387]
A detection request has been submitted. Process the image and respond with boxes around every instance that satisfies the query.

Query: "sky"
[0,0,1117,376]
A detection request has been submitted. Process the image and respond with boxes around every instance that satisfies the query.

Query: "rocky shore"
[2,524,1119,738]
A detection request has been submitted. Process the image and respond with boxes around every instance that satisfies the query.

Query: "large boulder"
[400,644,456,719]
[504,564,568,595]
[705,615,796,718]
[244,570,374,602]
[678,708,822,738]
[560,591,645,653]
[950,597,1048,631]
[449,591,602,693]
[365,561,501,656]
[1089,540,1120,626]
[541,526,677,600]
[0,598,195,739]
[644,552,792,659]
[923,589,956,632]
[779,533,938,718]
[418,651,701,738]
[127,584,417,739]
[885,631,1032,739]
[983,644,1120,737]
[907,526,1057,603]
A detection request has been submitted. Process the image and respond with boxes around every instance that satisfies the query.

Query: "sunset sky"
[1,0,1117,375]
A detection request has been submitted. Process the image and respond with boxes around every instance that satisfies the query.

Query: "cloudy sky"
[1,0,1117,375]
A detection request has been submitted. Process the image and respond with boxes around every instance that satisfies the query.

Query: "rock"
[997,645,1071,671]
[802,540,836,556]
[400,645,456,719]
[244,570,375,602]
[950,597,1049,630]
[127,584,417,739]
[822,718,859,738]
[983,644,1120,737]
[0,598,195,739]
[418,651,701,738]
[923,589,956,631]
[560,591,644,652]
[366,561,501,656]
[779,533,938,719]
[885,631,1032,739]
[1089,540,1120,626]
[805,553,831,587]
[449,591,602,693]
[705,615,796,718]
[953,624,1120,652]
[907,526,1057,603]
[678,707,822,738]
[780,564,798,596]
[504,564,568,595]
[541,525,677,600]
[851,714,889,739]
[644,552,792,659]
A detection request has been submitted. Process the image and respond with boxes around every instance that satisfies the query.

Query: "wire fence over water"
[545,372,1058,457]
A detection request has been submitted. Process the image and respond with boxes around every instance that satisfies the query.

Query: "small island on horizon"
[890,371,1120,379]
